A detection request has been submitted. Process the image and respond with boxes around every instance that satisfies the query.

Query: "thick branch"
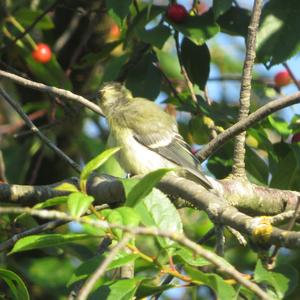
[1,174,300,248]
[198,91,300,160]
[0,206,272,300]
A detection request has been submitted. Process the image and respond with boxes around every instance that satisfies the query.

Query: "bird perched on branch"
[98,82,212,189]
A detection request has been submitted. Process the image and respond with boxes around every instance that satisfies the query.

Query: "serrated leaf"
[54,182,79,192]
[123,168,172,207]
[173,247,209,267]
[34,196,68,209]
[184,266,237,299]
[68,252,139,287]
[135,189,183,249]
[67,192,94,217]
[10,233,95,254]
[181,38,210,90]
[254,260,298,299]
[115,207,140,226]
[80,147,120,182]
[90,279,138,300]
[167,13,219,45]
[0,268,30,300]
[256,0,300,67]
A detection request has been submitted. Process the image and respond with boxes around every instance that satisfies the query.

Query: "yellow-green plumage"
[98,82,212,189]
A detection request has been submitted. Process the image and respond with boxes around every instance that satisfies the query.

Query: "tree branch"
[198,91,300,160]
[0,206,272,300]
[0,70,104,116]
[77,235,131,300]
[232,0,263,177]
[0,87,81,173]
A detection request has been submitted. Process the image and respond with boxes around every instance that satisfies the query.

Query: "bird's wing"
[122,99,212,189]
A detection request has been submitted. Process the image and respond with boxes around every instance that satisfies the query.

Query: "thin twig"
[283,62,300,90]
[0,219,65,252]
[0,70,104,116]
[53,11,83,53]
[0,206,272,300]
[268,196,300,268]
[0,87,81,173]
[0,0,59,51]
[215,225,225,257]
[232,0,263,177]
[197,91,300,161]
[77,235,131,300]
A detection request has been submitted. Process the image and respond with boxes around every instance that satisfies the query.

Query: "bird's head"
[98,82,133,115]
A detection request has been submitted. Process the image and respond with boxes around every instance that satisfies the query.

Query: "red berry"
[292,132,300,143]
[32,43,52,63]
[274,70,291,87]
[166,4,188,23]
[109,23,121,40]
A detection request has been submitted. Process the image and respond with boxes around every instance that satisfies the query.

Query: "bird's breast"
[108,129,175,175]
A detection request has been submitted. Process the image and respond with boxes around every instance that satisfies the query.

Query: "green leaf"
[107,210,124,240]
[245,147,268,185]
[256,0,300,67]
[67,192,94,217]
[115,207,140,226]
[125,52,162,100]
[26,257,74,289]
[68,252,139,287]
[184,266,237,299]
[54,182,79,192]
[135,189,183,249]
[155,49,182,80]
[80,147,120,182]
[15,8,54,29]
[34,196,68,209]
[10,233,96,254]
[268,116,292,136]
[101,54,128,84]
[254,260,298,298]
[123,168,172,207]
[167,13,219,45]
[0,268,30,300]
[135,279,173,298]
[213,0,233,19]
[217,7,250,37]
[173,247,209,267]
[106,0,132,26]
[135,24,171,49]
[270,144,300,190]
[90,279,138,300]
[181,38,210,90]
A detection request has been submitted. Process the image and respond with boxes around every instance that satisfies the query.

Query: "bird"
[98,82,212,189]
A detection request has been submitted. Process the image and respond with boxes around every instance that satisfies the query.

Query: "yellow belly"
[108,129,176,175]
